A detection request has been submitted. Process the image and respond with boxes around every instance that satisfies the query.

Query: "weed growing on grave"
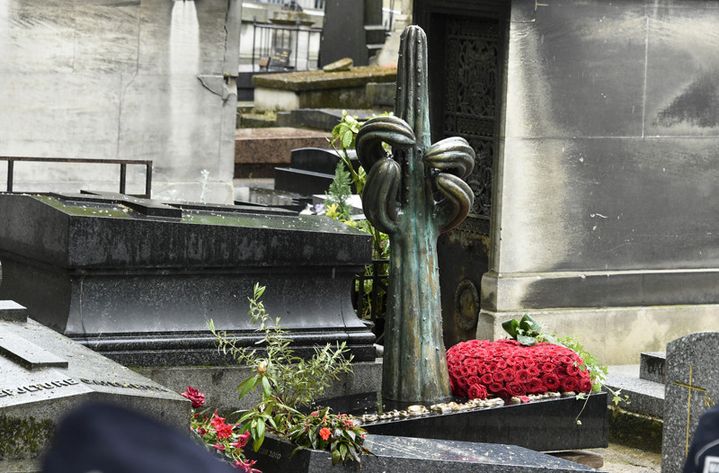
[327,111,391,320]
[207,283,369,465]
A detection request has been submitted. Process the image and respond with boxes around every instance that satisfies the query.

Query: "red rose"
[561,377,578,392]
[488,382,504,393]
[579,378,593,393]
[542,373,560,391]
[566,363,580,376]
[527,366,540,378]
[541,362,556,372]
[468,384,488,400]
[467,375,481,386]
[480,373,493,384]
[506,382,524,397]
[516,369,531,383]
[525,378,546,394]
[181,386,206,409]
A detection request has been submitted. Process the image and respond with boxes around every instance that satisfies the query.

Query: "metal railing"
[0,156,153,198]
[250,21,322,72]
[353,258,389,342]
[255,0,325,10]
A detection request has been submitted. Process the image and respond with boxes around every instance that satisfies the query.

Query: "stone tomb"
[0,192,376,366]
[0,300,188,471]
[662,333,719,473]
[246,434,594,473]
[414,0,719,364]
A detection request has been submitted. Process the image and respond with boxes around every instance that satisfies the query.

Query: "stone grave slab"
[662,332,719,473]
[363,393,607,451]
[246,434,595,473]
[0,193,375,366]
[0,301,189,471]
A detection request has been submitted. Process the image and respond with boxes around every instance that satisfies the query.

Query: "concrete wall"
[0,0,241,203]
[480,0,719,363]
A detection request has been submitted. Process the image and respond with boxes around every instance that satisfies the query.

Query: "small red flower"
[468,384,488,400]
[214,443,226,452]
[215,422,234,440]
[319,427,332,441]
[181,386,206,409]
[233,431,251,449]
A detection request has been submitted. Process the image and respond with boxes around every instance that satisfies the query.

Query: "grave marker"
[662,333,719,473]
[0,298,189,470]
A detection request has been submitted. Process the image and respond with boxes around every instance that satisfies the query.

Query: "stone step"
[276,108,384,131]
[234,127,330,178]
[605,364,664,453]
[606,364,664,419]
[640,351,666,384]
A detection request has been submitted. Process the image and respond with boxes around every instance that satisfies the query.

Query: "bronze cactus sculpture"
[356,25,476,406]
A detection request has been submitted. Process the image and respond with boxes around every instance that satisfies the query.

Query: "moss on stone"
[608,405,662,453]
[0,415,54,460]
[253,66,396,92]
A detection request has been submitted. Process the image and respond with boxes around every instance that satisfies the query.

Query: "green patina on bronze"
[356,26,476,405]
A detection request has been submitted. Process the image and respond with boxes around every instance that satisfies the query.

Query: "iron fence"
[0,156,153,198]
[352,258,389,342]
[250,21,322,72]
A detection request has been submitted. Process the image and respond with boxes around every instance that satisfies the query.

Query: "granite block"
[640,352,666,385]
[364,393,608,451]
[662,333,719,473]
[245,434,595,473]
[0,301,189,469]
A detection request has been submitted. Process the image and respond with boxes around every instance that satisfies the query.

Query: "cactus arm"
[361,159,401,235]
[435,173,474,233]
[355,116,415,171]
[423,137,476,178]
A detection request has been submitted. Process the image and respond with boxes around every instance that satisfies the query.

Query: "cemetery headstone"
[662,332,719,473]
[0,192,376,366]
[0,298,189,471]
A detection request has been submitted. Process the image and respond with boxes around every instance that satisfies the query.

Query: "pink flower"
[233,431,251,449]
[214,443,226,452]
[234,459,262,473]
[181,386,206,409]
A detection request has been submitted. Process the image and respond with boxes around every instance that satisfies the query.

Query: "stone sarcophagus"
[0,193,375,366]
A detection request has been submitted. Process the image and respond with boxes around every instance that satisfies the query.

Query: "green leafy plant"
[328,112,391,320]
[325,160,353,222]
[286,406,369,464]
[207,284,368,464]
[502,314,629,424]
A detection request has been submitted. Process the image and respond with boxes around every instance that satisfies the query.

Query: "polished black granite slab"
[0,193,375,365]
[364,393,607,452]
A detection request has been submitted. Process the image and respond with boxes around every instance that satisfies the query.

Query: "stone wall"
[0,0,241,203]
[480,0,719,363]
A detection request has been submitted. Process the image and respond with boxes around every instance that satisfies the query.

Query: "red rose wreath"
[446,339,593,400]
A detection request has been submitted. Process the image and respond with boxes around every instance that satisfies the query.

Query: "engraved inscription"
[0,378,80,397]
[0,377,171,398]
